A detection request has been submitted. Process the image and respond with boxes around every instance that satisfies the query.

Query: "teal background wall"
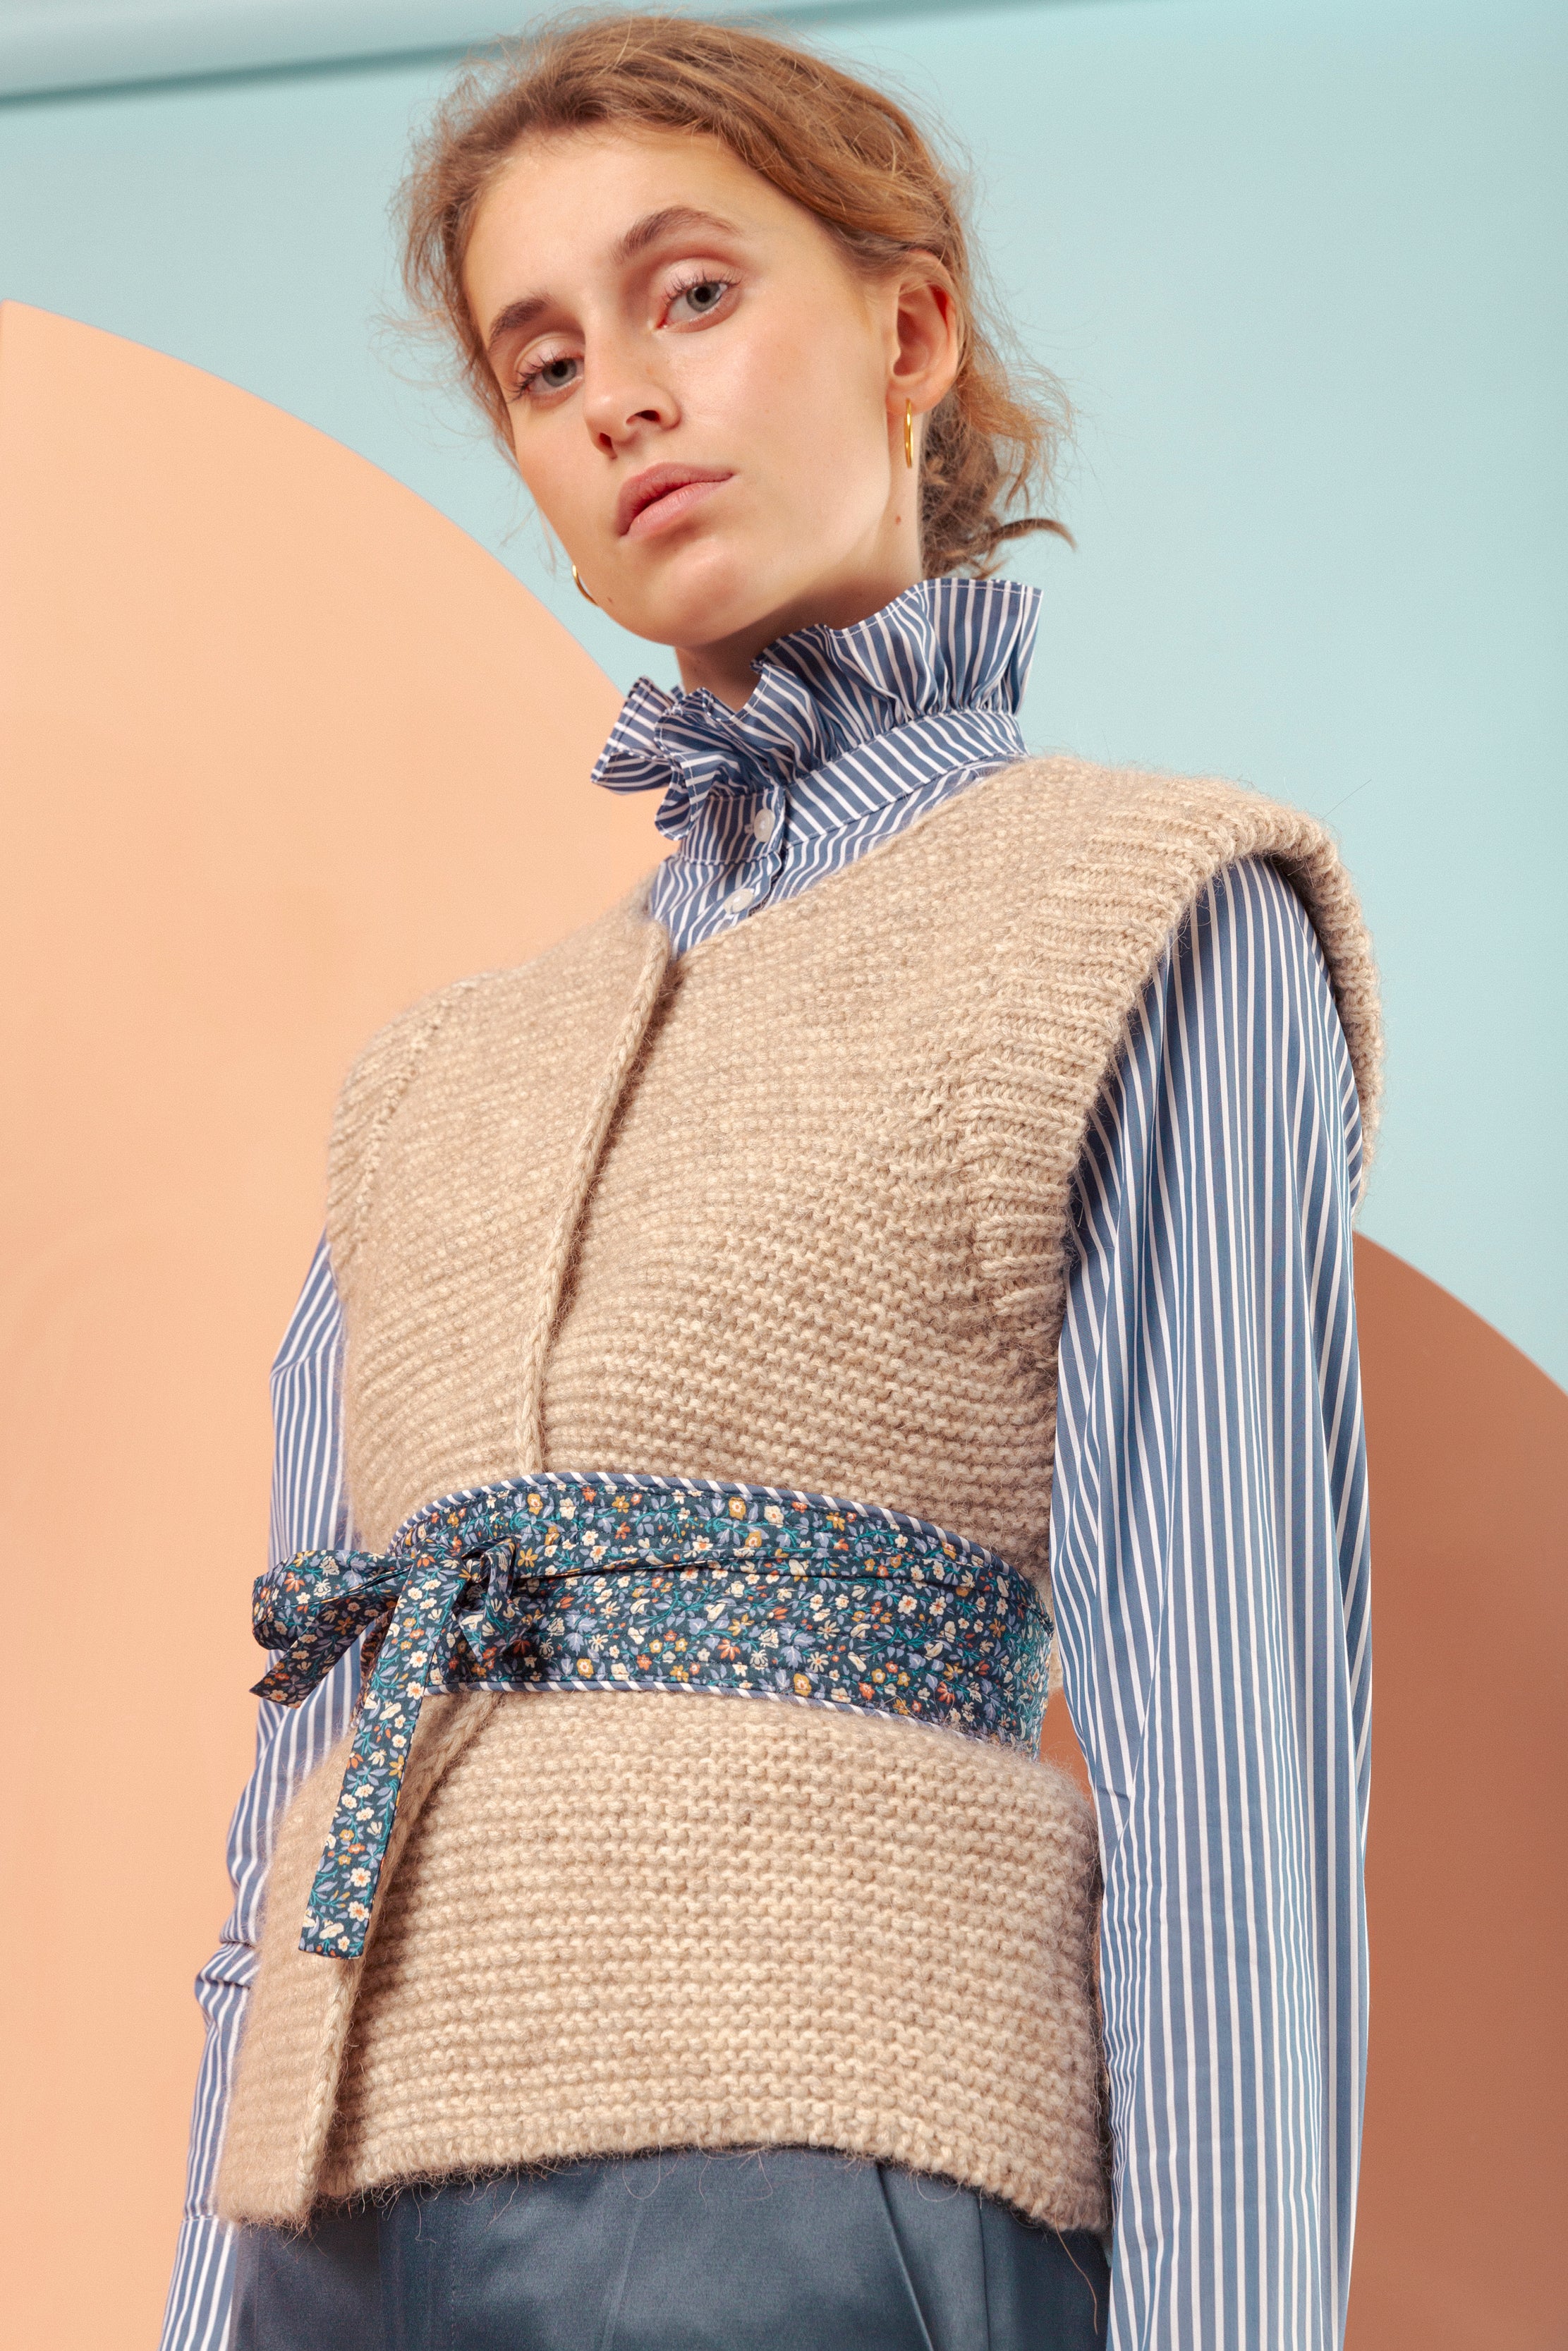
[3,0,1564,1383]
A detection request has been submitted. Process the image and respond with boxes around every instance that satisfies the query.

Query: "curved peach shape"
[1347,1237,1566,2350]
[0,302,661,2347]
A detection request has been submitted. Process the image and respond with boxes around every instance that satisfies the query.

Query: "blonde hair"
[398,11,1069,576]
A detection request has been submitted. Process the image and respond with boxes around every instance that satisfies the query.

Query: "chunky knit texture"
[219,1690,1107,2225]
[219,755,1381,2232]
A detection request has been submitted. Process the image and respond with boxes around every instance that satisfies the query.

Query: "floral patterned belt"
[251,1473,1052,1960]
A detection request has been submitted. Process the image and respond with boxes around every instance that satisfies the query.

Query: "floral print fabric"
[251,1473,1052,1960]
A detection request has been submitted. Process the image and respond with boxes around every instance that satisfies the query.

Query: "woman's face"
[464,128,958,704]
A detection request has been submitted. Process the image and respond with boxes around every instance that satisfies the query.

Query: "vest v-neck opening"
[658,751,1028,977]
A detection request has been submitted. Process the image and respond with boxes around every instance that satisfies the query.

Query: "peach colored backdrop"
[2,305,1562,2349]
[0,303,662,2347]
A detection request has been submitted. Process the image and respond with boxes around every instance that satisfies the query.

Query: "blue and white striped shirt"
[160,578,1369,2351]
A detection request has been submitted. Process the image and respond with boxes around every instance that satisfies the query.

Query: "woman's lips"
[617,467,733,541]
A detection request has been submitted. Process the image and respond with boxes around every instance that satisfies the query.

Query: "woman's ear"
[887,261,962,425]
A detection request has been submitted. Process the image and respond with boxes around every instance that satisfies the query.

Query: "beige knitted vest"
[218,755,1380,2233]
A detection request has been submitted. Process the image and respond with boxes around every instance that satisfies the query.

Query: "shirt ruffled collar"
[592,576,1040,845]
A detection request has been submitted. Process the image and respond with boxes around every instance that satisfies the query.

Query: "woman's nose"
[581,353,677,456]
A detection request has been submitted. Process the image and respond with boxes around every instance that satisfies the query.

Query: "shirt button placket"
[724,796,783,922]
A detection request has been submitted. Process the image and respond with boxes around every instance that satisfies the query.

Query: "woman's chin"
[613,539,798,657]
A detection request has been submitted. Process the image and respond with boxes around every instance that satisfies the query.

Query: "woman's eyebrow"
[485,293,549,356]
[614,205,743,262]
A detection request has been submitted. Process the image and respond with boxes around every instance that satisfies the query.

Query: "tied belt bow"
[250,1478,1052,1962]
[253,1529,530,1959]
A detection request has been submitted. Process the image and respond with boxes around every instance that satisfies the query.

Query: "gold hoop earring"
[904,399,915,470]
[572,563,597,607]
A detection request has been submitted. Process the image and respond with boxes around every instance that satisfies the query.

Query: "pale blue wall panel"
[1,0,1562,1378]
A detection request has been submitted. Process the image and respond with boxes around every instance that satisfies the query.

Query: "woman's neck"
[673,557,925,710]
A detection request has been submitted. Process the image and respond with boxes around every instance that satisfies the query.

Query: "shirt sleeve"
[158,1235,361,2351]
[1049,856,1371,2351]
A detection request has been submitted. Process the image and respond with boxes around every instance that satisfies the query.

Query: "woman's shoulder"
[964,753,1373,988]
[962,751,1340,891]
[948,753,1382,1143]
[341,882,654,1090]
[323,880,657,1261]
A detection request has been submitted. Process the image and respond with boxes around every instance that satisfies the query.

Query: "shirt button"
[751,805,777,842]
[726,883,758,913]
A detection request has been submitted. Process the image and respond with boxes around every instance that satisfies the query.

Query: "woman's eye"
[516,353,581,401]
[669,277,733,322]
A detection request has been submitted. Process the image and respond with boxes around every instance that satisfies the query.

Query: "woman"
[162,16,1379,2351]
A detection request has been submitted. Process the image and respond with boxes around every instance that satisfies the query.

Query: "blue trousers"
[233,2150,1109,2350]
